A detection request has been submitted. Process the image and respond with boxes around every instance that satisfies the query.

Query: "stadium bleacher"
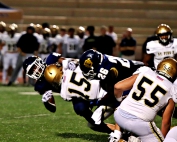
[1,0,177,60]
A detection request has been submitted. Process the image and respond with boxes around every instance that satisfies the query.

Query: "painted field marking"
[18,92,59,96]
[0,114,50,120]
[14,114,50,119]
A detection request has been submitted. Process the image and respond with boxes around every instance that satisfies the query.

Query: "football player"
[23,53,115,134]
[1,24,21,84]
[49,25,63,53]
[62,28,79,58]
[112,58,177,142]
[79,49,144,108]
[143,24,177,68]
[0,21,7,46]
[38,28,52,60]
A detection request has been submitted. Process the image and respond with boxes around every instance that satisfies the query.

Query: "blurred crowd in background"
[0,21,138,85]
[1,20,174,86]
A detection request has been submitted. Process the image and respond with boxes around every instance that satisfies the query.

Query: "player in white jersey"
[60,66,106,101]
[38,28,53,60]
[23,54,115,134]
[49,25,63,53]
[143,24,177,69]
[76,26,87,58]
[163,126,177,142]
[1,24,21,84]
[62,28,79,58]
[112,58,177,142]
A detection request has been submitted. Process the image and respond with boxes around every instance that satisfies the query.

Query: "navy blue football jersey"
[34,52,62,94]
[96,55,144,84]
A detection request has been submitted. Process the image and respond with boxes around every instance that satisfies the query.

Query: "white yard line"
[0,114,50,120]
[18,92,59,96]
[14,114,50,119]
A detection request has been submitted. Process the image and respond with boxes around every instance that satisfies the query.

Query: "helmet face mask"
[79,49,102,79]
[158,33,171,44]
[25,57,46,80]
[82,67,96,80]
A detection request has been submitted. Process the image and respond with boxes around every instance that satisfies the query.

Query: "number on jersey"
[68,72,90,100]
[97,68,108,80]
[132,76,167,107]
[108,56,130,68]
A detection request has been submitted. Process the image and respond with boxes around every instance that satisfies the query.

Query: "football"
[48,95,56,106]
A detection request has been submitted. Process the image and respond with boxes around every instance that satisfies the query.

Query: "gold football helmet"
[44,64,63,89]
[0,21,6,28]
[157,58,177,81]
[156,24,173,45]
[42,27,51,34]
[50,25,59,32]
[11,23,18,31]
[78,26,85,33]
[35,24,42,34]
[7,24,16,32]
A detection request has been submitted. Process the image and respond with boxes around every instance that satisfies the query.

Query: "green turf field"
[0,86,177,142]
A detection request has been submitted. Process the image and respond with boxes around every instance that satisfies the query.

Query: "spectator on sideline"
[7,26,39,86]
[82,25,97,52]
[96,25,116,55]
[106,25,118,44]
[119,28,136,60]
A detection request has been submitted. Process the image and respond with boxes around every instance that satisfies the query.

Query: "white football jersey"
[119,66,172,121]
[1,33,21,52]
[60,66,106,101]
[38,37,51,53]
[146,38,177,68]
[63,35,79,53]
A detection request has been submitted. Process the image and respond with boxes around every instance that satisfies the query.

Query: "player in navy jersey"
[23,52,115,134]
[79,49,144,106]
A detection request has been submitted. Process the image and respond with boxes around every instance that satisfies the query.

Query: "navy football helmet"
[79,49,102,79]
[23,56,46,80]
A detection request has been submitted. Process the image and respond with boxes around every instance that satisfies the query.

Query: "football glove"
[42,90,52,103]
[68,59,79,71]
[128,136,142,142]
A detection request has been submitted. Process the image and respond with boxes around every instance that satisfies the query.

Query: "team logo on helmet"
[84,58,93,68]
[163,64,171,71]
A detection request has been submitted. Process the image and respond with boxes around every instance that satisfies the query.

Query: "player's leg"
[71,98,113,133]
[114,108,164,142]
[2,53,10,84]
[8,54,23,85]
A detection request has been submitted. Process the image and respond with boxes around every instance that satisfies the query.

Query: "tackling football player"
[113,58,177,142]
[23,53,115,134]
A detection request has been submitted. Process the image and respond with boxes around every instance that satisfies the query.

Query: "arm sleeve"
[146,42,156,54]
